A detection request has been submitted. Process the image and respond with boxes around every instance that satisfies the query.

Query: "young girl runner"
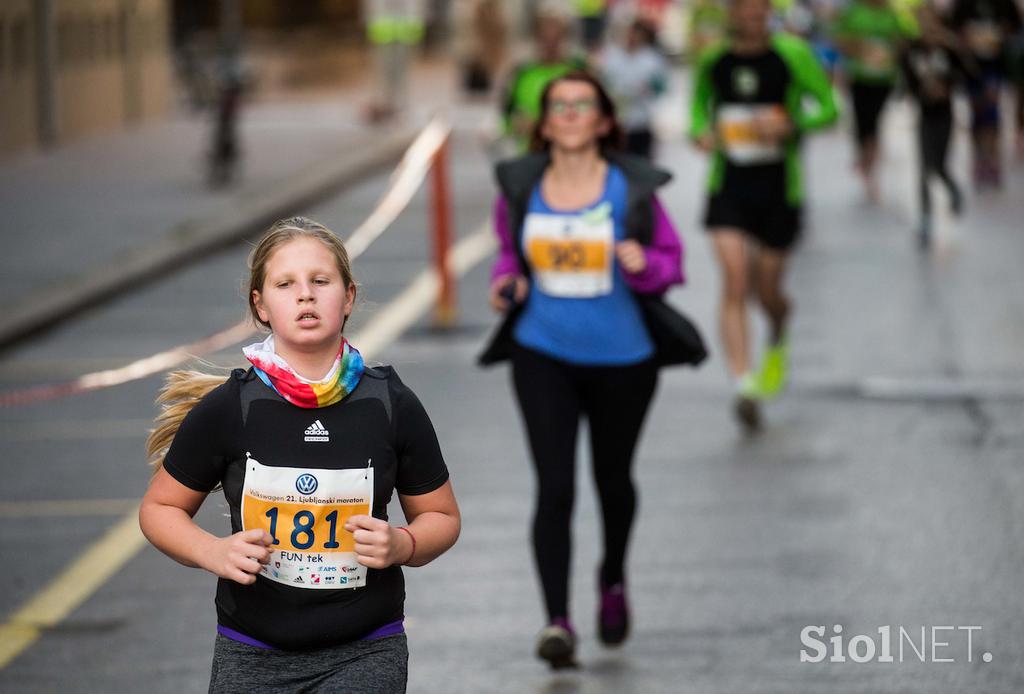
[140,217,460,693]
[479,70,705,669]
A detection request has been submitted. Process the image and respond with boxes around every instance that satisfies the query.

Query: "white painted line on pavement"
[0,220,495,671]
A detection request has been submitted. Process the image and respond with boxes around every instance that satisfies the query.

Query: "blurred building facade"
[0,0,173,157]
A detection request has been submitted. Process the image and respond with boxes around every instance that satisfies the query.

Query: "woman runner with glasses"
[479,70,705,669]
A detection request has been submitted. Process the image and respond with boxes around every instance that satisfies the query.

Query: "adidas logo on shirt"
[304,420,329,442]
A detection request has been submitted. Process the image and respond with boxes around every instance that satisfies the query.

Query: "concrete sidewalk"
[0,60,459,349]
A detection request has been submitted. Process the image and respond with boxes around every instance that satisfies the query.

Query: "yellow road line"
[0,223,495,671]
[0,508,146,669]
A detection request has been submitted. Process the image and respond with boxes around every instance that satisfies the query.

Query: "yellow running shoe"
[757,339,789,399]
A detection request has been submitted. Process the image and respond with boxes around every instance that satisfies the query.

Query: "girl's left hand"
[616,240,647,274]
[345,515,412,569]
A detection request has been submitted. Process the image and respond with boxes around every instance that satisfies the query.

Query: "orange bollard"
[430,134,458,327]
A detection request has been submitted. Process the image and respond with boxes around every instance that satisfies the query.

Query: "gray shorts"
[209,632,408,694]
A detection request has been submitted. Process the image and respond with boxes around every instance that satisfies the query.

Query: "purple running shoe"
[598,580,630,646]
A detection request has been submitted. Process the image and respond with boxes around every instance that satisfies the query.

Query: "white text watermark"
[800,625,992,664]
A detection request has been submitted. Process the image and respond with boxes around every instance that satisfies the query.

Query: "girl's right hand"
[204,529,274,585]
[489,275,528,313]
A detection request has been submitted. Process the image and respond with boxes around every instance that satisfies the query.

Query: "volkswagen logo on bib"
[296,473,319,495]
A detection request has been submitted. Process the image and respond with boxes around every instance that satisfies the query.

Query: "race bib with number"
[717,104,785,165]
[241,454,374,590]
[524,204,614,298]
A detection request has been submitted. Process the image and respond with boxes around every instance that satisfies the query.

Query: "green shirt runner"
[834,0,909,84]
[689,32,839,206]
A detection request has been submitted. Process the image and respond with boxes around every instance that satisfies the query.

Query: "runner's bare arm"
[398,479,461,567]
[346,480,460,569]
[140,468,272,584]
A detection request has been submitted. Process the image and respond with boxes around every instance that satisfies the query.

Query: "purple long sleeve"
[490,195,522,283]
[622,196,685,295]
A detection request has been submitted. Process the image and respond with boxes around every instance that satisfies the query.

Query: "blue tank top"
[513,164,654,365]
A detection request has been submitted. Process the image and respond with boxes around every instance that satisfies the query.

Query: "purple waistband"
[217,625,274,650]
[217,619,405,651]
[361,619,405,641]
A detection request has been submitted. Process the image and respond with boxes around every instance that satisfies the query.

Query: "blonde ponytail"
[147,370,228,475]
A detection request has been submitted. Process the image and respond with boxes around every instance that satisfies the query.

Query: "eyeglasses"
[549,99,598,115]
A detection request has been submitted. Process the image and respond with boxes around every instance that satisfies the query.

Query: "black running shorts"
[704,192,802,251]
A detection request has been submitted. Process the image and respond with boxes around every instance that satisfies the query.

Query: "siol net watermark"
[800,625,992,664]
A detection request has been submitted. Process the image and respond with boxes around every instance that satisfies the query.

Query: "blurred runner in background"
[576,0,612,51]
[833,0,909,201]
[599,19,670,157]
[949,0,1022,187]
[901,3,972,248]
[690,0,838,431]
[499,7,587,153]
[459,0,509,94]
[364,0,427,123]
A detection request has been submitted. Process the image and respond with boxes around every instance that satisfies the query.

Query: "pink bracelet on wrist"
[397,526,416,566]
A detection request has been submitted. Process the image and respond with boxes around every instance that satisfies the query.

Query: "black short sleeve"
[162,375,243,492]
[388,370,449,496]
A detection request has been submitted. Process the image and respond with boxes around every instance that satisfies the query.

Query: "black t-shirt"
[708,48,793,194]
[901,41,969,114]
[163,365,449,650]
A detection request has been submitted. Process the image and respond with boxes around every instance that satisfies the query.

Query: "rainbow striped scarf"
[243,335,364,409]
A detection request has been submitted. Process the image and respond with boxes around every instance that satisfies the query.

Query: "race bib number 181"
[241,455,373,590]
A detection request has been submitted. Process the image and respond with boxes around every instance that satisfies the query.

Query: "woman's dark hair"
[529,70,624,153]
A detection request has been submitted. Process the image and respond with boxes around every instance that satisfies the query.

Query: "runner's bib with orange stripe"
[717,104,786,165]
[241,454,373,590]
[524,204,614,298]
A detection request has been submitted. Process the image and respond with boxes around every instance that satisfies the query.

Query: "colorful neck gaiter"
[243,334,364,409]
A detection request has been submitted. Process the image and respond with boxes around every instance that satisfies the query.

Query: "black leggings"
[918,107,959,217]
[510,343,658,622]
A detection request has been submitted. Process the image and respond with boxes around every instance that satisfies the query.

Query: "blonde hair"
[146,370,228,475]
[248,216,356,329]
[147,217,353,476]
